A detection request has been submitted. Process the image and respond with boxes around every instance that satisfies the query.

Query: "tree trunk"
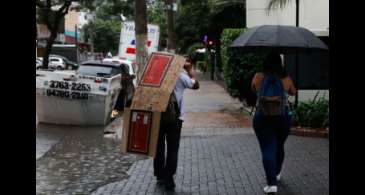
[135,0,148,82]
[166,0,176,52]
[42,31,58,69]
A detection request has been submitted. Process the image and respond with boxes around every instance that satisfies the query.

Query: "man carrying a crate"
[153,56,200,191]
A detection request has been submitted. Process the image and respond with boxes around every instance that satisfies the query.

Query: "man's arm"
[185,65,199,90]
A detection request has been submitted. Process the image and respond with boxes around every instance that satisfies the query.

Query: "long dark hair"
[262,52,287,78]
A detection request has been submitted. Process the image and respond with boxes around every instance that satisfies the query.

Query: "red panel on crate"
[128,111,152,154]
[140,53,173,87]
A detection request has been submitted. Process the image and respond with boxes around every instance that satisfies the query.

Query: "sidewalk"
[91,72,329,195]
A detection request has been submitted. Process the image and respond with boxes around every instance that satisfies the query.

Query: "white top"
[173,71,195,121]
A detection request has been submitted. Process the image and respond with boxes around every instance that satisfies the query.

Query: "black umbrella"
[229,25,329,107]
[230,25,329,53]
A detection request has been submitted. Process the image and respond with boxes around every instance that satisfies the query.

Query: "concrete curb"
[241,106,329,139]
[290,127,329,138]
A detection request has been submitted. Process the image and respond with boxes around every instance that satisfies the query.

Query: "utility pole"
[294,0,300,107]
[135,0,148,82]
[166,0,176,53]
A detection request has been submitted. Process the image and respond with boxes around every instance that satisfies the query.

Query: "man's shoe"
[156,176,165,186]
[156,179,165,186]
[164,176,176,191]
[263,185,277,194]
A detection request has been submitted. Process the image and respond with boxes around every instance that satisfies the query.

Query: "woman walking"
[251,52,296,194]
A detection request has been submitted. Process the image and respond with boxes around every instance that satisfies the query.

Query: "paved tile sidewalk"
[92,132,328,195]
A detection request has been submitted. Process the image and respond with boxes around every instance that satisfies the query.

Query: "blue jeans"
[253,114,292,185]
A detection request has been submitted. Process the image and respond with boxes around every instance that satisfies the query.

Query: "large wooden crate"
[121,52,185,157]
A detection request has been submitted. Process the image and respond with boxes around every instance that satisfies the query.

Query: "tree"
[135,0,148,82]
[147,0,167,49]
[94,0,135,21]
[166,0,176,52]
[175,0,211,53]
[83,19,121,54]
[81,0,134,55]
[266,0,298,26]
[36,0,73,69]
[209,0,245,11]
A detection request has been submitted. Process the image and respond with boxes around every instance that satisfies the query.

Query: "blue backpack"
[257,74,286,116]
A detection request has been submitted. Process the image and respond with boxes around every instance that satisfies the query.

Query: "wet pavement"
[36,123,144,195]
[36,71,329,195]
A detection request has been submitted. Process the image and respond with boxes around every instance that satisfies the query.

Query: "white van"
[118,21,160,61]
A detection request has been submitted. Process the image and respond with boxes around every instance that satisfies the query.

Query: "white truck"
[118,21,160,62]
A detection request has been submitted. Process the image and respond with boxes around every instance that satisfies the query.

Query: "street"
[36,72,328,195]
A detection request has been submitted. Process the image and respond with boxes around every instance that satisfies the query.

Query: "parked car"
[102,57,137,87]
[49,56,67,70]
[36,59,42,69]
[78,60,135,111]
[37,56,67,70]
[50,54,79,70]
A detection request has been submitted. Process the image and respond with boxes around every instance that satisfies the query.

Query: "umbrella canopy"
[230,25,329,53]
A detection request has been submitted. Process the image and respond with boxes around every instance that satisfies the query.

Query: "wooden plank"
[148,111,161,157]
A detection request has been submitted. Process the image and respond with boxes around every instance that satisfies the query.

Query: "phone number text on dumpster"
[46,81,90,100]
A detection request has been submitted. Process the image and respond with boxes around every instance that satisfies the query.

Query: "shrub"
[294,94,329,128]
[186,42,204,57]
[221,28,266,103]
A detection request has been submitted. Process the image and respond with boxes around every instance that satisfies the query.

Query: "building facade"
[246,0,329,101]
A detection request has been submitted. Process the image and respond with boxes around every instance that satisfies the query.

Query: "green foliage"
[96,0,134,21]
[175,1,211,53]
[221,28,246,75]
[220,28,265,101]
[81,0,135,54]
[209,0,245,14]
[186,43,204,57]
[147,0,167,49]
[83,19,121,54]
[295,95,329,128]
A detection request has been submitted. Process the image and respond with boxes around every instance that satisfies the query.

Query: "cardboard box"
[121,52,185,157]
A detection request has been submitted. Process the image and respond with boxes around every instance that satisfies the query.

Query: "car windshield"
[78,65,120,77]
